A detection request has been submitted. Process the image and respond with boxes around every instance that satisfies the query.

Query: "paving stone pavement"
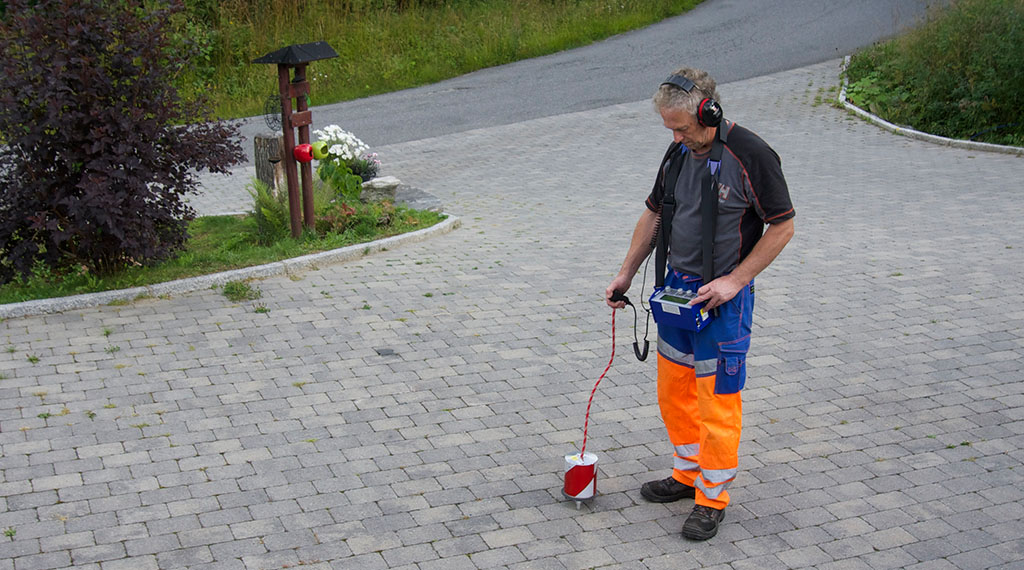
[2,60,1023,569]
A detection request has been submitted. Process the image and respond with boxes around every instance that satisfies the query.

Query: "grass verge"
[185,0,703,118]
[842,0,1023,146]
[0,208,446,305]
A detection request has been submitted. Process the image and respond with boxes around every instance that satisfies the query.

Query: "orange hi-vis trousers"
[657,353,742,510]
[653,270,753,510]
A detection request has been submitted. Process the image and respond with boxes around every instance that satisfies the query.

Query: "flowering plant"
[351,152,381,181]
[313,124,370,162]
[312,124,381,200]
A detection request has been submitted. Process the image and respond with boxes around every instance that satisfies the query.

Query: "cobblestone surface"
[1,60,1022,569]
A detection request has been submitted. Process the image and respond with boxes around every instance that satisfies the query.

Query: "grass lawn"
[0,208,446,306]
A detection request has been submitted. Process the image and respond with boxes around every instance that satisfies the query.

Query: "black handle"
[610,290,631,306]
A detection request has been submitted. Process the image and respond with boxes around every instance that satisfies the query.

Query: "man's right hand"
[605,276,632,309]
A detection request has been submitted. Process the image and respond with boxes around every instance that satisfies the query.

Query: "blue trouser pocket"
[715,336,750,394]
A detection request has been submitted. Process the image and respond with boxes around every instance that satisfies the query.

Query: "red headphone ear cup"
[698,98,722,128]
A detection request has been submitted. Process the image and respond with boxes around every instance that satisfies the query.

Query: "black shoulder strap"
[700,125,728,284]
[655,125,730,288]
[655,143,684,288]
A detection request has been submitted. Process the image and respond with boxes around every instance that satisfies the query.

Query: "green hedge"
[844,0,1023,146]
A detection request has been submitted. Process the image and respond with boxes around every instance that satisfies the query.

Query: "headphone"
[661,74,723,128]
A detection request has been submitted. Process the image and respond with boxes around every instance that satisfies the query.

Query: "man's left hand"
[693,274,746,310]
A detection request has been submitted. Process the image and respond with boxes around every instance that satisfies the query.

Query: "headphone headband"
[661,74,697,92]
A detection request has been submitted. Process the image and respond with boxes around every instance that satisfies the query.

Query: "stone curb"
[0,214,460,320]
[838,56,1024,156]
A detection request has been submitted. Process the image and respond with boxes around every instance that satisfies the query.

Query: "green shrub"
[844,0,1024,145]
[315,199,416,238]
[247,180,292,245]
[316,202,358,235]
[247,179,337,244]
[318,161,364,203]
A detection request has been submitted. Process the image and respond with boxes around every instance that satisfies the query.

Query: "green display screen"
[660,294,694,305]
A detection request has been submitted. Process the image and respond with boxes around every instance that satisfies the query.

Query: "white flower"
[314,124,375,166]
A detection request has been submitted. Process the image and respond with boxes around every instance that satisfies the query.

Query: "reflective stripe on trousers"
[674,443,699,473]
[658,337,717,376]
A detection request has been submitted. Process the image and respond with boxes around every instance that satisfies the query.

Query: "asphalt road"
[233,0,944,160]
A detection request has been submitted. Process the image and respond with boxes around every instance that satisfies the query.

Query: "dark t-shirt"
[645,120,795,278]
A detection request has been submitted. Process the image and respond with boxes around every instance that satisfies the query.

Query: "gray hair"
[652,67,721,114]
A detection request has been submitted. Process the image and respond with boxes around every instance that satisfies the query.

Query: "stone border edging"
[839,56,1023,157]
[0,214,461,320]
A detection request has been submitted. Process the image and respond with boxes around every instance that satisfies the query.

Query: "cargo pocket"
[715,335,750,394]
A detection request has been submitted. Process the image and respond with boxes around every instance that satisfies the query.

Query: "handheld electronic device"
[649,287,712,332]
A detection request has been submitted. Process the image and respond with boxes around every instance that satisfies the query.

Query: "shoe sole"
[639,487,693,503]
[681,526,718,540]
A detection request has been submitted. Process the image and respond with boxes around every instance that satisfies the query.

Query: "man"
[605,67,795,540]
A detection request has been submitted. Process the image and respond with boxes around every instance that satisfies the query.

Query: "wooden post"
[277,64,302,238]
[253,42,337,238]
[292,64,315,230]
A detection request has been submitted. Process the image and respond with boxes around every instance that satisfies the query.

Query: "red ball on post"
[293,143,314,163]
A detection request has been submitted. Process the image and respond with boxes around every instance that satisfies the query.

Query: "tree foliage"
[0,0,244,284]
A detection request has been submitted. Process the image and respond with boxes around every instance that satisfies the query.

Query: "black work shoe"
[682,504,725,540]
[640,476,695,503]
